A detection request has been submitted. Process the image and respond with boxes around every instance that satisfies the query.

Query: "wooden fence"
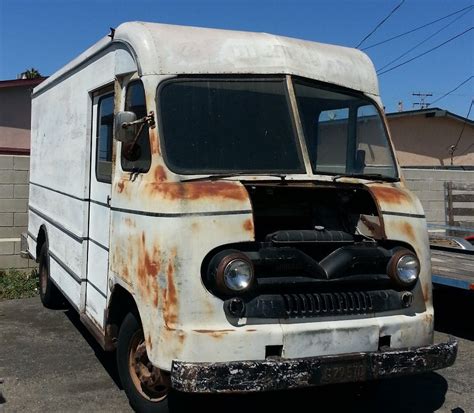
[445,182,474,237]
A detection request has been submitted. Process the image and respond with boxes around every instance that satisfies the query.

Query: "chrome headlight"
[223,258,253,292]
[212,251,254,294]
[387,249,420,287]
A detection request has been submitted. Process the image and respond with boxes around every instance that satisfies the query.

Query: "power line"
[377,9,472,73]
[430,76,473,106]
[356,0,406,49]
[450,99,474,164]
[377,27,473,76]
[362,5,474,50]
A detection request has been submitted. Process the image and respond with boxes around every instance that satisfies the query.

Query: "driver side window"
[121,80,152,172]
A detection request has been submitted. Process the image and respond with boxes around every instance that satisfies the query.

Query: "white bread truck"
[26,22,457,412]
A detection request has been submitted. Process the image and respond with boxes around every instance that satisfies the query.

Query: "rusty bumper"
[171,338,457,393]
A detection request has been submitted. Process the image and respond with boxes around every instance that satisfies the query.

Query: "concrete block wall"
[0,154,35,270]
[403,168,474,226]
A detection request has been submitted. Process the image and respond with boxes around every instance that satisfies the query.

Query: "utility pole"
[412,92,433,109]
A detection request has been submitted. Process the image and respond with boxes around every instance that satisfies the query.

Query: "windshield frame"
[156,75,306,176]
[155,74,400,182]
[291,76,400,181]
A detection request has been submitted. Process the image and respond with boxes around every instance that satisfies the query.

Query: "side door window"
[96,92,114,183]
[121,80,152,172]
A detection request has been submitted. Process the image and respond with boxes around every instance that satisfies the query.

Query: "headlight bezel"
[213,251,255,295]
[387,248,420,288]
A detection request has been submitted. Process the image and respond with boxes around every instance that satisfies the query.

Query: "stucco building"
[387,108,474,167]
[0,77,46,154]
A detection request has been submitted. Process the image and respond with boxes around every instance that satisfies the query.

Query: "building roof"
[0,77,47,89]
[386,107,474,126]
[35,22,379,97]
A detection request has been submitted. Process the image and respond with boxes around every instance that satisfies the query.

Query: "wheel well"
[106,285,139,347]
[36,226,47,262]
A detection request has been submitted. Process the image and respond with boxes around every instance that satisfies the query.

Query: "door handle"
[107,195,111,207]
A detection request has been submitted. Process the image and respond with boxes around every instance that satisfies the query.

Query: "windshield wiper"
[332,173,399,183]
[180,173,287,183]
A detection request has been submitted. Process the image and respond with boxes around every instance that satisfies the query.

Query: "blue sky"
[0,0,472,116]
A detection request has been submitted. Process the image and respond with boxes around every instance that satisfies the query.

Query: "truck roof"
[35,21,379,96]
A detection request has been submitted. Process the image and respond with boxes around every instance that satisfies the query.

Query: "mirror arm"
[121,111,155,130]
[125,122,146,158]
[122,111,155,160]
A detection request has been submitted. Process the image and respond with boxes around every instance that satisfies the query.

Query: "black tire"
[117,312,171,413]
[38,242,63,308]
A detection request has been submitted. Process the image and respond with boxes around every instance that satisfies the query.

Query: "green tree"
[22,68,41,79]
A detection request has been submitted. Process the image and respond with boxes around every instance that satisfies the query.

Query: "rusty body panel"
[368,183,425,216]
[368,183,432,304]
[109,144,255,368]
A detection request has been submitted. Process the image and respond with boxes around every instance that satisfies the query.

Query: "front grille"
[283,291,373,317]
[223,289,407,319]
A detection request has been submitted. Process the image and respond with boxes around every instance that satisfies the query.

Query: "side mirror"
[114,111,137,143]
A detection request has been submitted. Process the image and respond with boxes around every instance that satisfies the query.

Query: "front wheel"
[117,312,171,413]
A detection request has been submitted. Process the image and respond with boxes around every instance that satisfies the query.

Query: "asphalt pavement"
[0,290,473,412]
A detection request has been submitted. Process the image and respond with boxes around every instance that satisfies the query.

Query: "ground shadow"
[62,304,122,390]
[434,288,474,341]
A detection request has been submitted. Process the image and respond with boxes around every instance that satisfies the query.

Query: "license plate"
[320,363,367,384]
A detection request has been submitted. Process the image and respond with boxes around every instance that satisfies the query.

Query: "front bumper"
[171,338,457,393]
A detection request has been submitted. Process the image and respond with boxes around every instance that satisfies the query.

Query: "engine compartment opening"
[246,183,381,244]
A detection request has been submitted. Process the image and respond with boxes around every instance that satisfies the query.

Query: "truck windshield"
[293,78,397,179]
[158,76,398,180]
[159,78,304,174]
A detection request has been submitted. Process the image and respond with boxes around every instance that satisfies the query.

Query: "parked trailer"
[429,226,474,291]
[25,22,456,412]
[431,248,474,290]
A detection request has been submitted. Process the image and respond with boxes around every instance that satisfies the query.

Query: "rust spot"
[400,222,415,241]
[110,238,132,283]
[137,233,161,308]
[144,250,159,277]
[123,265,130,281]
[147,181,248,202]
[154,165,167,183]
[163,249,178,328]
[149,124,161,155]
[371,186,411,205]
[124,217,136,228]
[423,282,431,303]
[146,334,153,351]
[152,284,159,307]
[202,298,215,317]
[424,312,433,326]
[246,329,257,332]
[117,180,125,194]
[243,218,253,232]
